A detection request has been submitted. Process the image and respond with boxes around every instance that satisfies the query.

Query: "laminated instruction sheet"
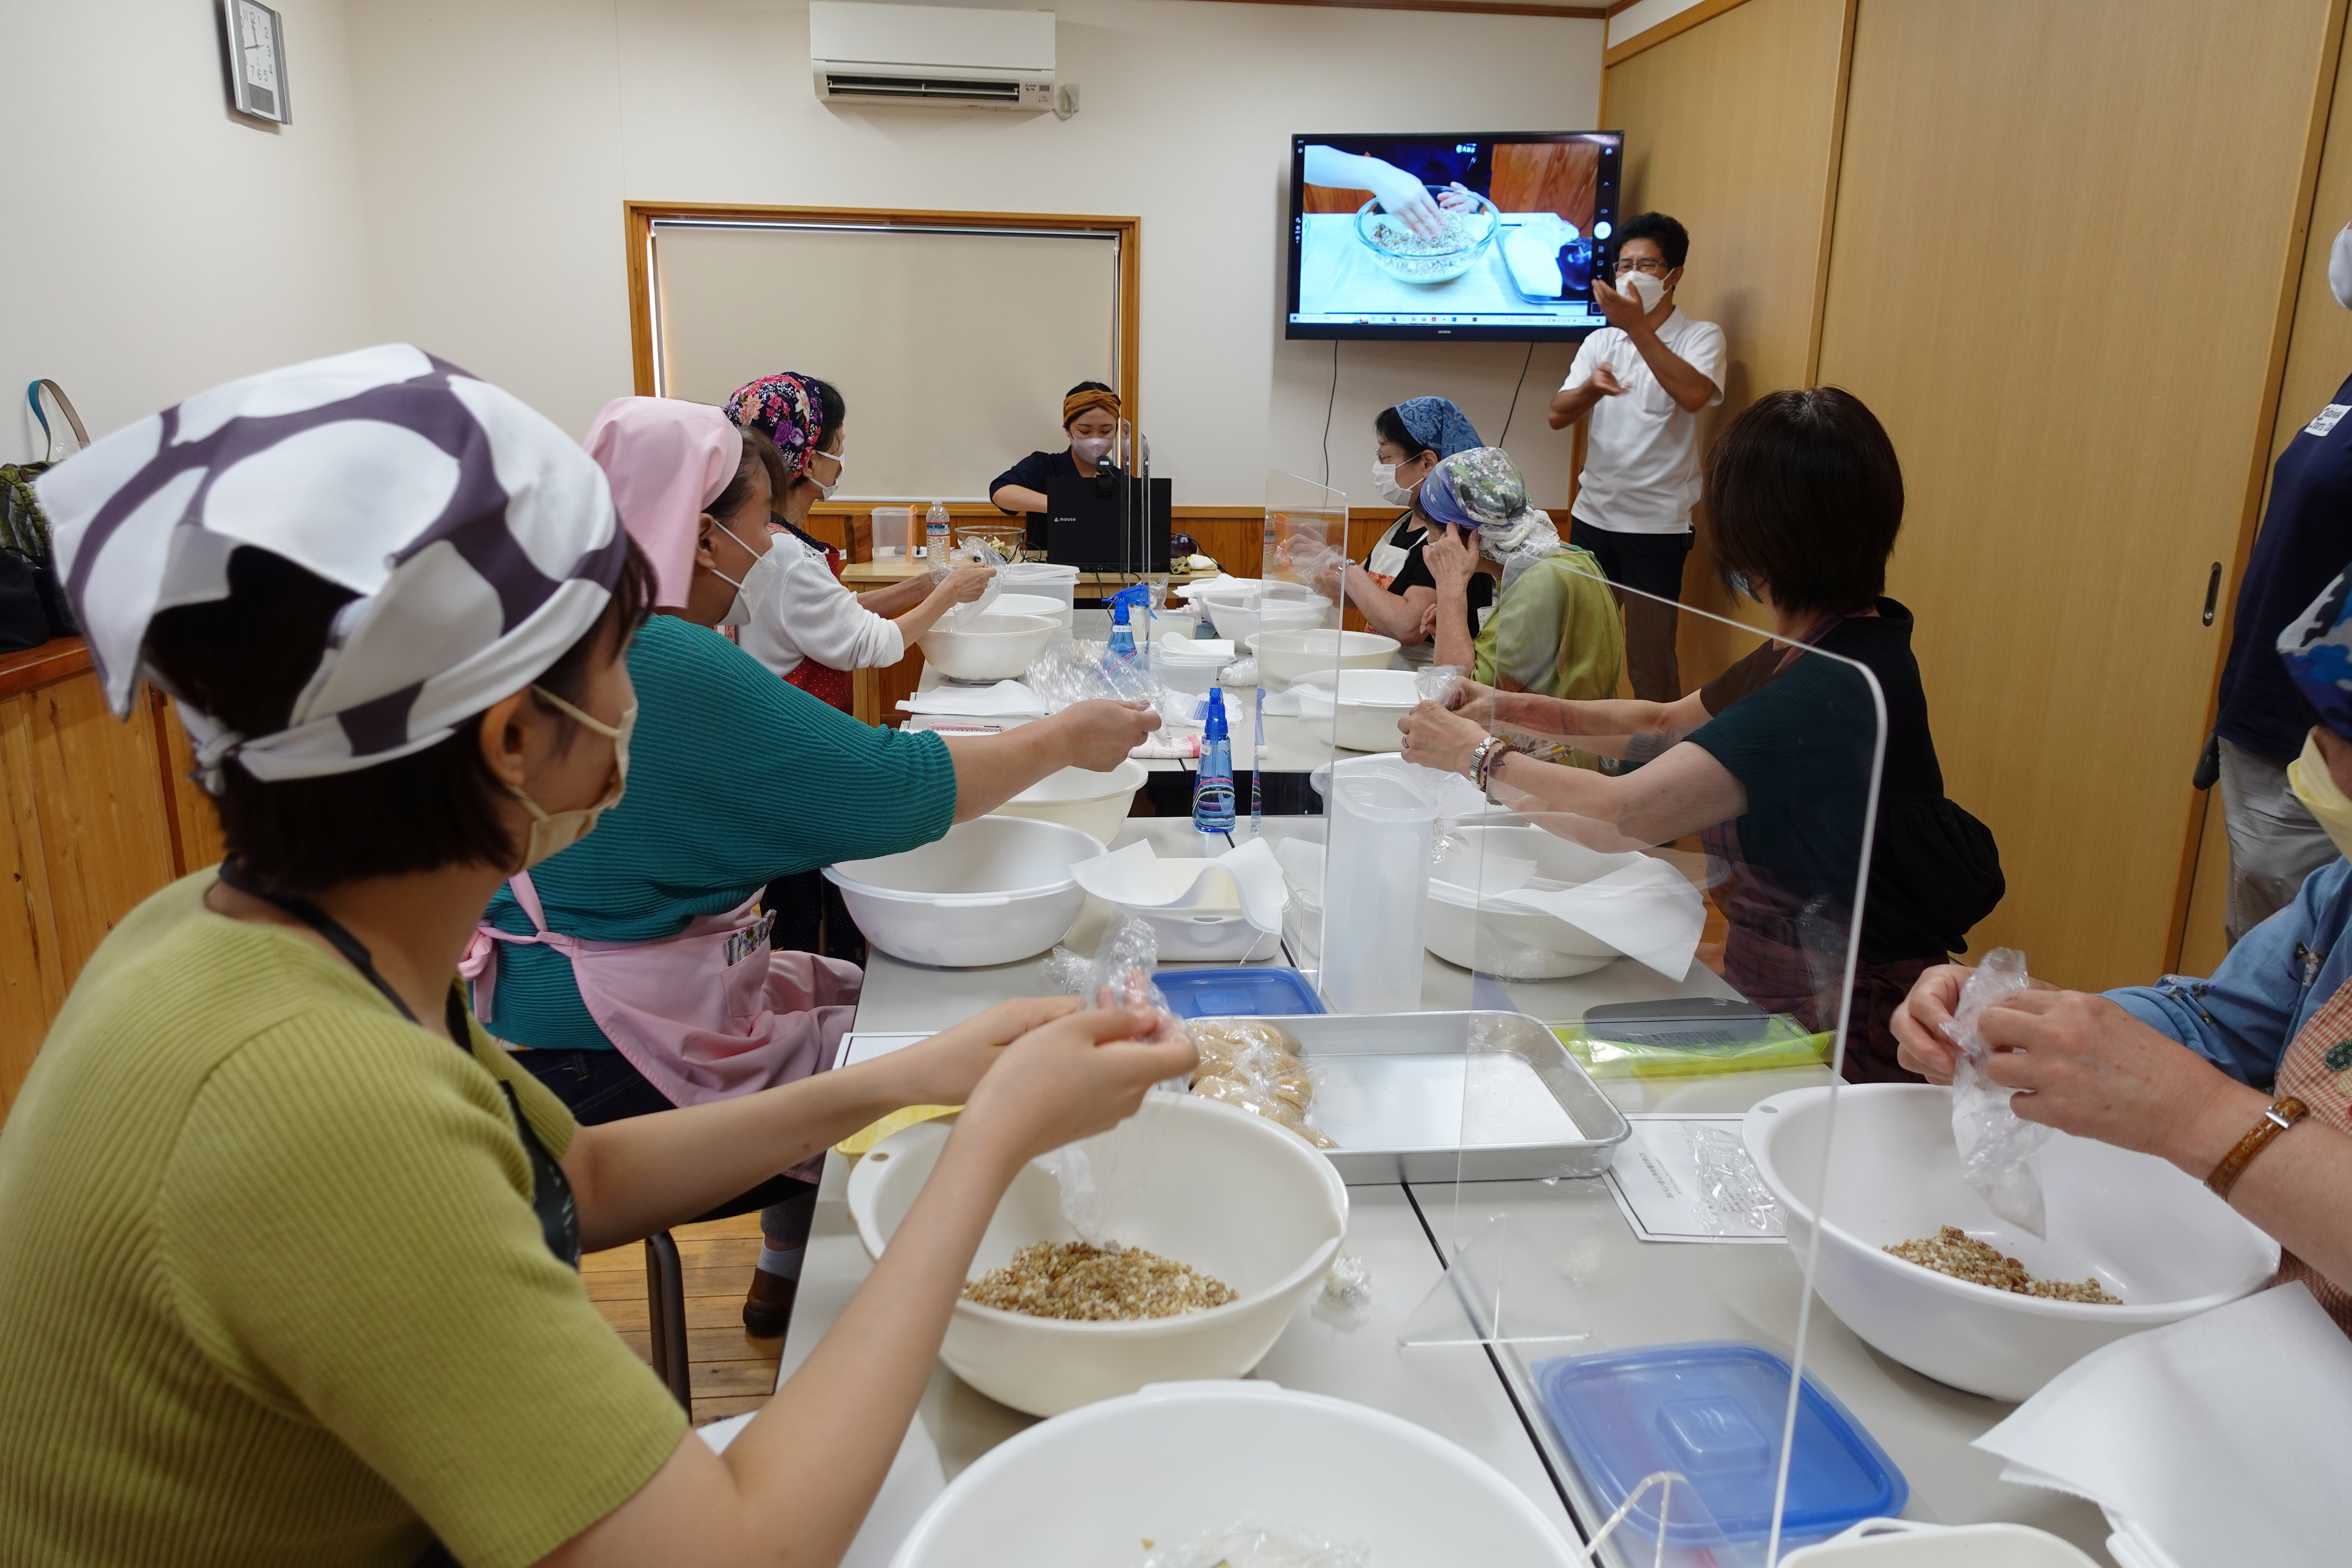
[1602,1113,1786,1244]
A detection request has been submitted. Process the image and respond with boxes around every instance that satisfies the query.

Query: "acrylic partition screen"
[1396,558,1887,1567]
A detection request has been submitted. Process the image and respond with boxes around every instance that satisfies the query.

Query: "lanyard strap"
[217,861,425,1030]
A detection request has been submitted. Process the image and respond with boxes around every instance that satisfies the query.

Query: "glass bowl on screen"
[1354,188,1500,284]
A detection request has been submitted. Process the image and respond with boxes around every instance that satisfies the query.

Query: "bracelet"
[1464,735,1502,787]
[1473,737,1518,796]
[2205,1095,2309,1199]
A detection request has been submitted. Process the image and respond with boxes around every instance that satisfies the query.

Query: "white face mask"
[812,452,845,500]
[2330,224,2352,311]
[1373,461,1418,507]
[710,519,784,627]
[508,688,634,867]
[1617,269,1667,312]
[1072,435,1113,463]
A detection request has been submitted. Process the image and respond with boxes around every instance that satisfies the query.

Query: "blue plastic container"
[1532,1341,1906,1547]
[1154,966,1326,1020]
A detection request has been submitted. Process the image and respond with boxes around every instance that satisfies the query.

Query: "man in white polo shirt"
[1548,211,1727,701]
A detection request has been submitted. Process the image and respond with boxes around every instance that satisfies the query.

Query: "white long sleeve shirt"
[738,535,905,678]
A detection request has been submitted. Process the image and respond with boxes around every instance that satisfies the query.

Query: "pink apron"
[462,872,860,1123]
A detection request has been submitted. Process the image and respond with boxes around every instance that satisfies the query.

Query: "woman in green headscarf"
[1415,446,1623,701]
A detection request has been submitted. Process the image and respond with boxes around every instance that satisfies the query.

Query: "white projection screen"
[643,214,1132,502]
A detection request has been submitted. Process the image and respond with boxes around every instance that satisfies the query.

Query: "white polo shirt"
[1564,309,1727,536]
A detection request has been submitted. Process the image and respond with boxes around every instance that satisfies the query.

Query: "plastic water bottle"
[925,501,950,563]
[1193,688,1235,835]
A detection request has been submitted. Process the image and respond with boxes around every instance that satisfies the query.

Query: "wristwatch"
[1467,735,1517,795]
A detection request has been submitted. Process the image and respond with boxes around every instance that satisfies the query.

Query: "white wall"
[0,0,374,462]
[1607,0,1709,49]
[343,0,1604,505]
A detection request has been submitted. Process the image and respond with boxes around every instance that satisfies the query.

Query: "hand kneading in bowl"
[1882,567,2352,1337]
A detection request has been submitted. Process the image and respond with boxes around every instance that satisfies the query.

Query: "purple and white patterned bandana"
[37,343,626,784]
[724,371,828,478]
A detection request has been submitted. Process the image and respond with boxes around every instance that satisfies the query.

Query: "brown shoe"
[742,1267,798,1338]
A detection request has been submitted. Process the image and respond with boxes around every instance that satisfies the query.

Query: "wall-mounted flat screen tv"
[1286,131,1623,342]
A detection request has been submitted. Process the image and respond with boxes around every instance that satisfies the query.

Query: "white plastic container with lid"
[1151,632,1234,695]
[869,505,914,558]
[1778,1520,2101,1566]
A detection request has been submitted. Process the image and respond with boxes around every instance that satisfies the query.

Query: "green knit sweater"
[0,875,685,1568]
[479,612,958,1048]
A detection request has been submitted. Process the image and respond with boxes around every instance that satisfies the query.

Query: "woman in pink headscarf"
[475,395,1156,1337]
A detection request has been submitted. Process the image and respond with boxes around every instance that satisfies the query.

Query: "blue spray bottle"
[1104,584,1147,671]
[1193,686,1236,835]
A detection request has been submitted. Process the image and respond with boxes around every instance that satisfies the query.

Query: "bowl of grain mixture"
[847,1093,1348,1416]
[1743,1084,2278,1401]
[1354,188,1501,285]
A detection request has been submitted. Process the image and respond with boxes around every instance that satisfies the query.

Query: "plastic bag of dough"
[1039,918,1191,1246]
[1182,1018,1335,1148]
[1948,947,2055,1237]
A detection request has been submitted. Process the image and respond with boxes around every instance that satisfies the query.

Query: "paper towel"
[1494,856,1706,980]
[1975,1283,2352,1568]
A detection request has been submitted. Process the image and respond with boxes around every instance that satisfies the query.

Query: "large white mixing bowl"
[1247,626,1400,691]
[1744,1084,2280,1401]
[1424,822,1632,978]
[987,758,1148,842]
[889,1380,1579,1568]
[849,1094,1347,1416]
[916,610,1058,680]
[1295,667,1420,752]
[824,815,1103,968]
[1189,583,1332,645]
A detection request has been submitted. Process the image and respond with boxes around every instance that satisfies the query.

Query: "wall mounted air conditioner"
[810,2,1055,112]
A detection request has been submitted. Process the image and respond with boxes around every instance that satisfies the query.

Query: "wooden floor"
[582,1212,783,1422]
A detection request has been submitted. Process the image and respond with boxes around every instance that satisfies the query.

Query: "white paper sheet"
[1496,857,1705,981]
[896,679,1045,717]
[1069,836,1289,934]
[1975,1283,2352,1568]
[1602,1114,1787,1244]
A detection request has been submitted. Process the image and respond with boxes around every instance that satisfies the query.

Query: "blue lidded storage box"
[1154,966,1326,1020]
[1533,1341,1906,1547]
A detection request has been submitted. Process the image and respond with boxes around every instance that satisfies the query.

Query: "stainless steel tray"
[1194,1010,1630,1185]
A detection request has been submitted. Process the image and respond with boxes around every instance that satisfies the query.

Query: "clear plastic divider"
[1399,553,1885,1567]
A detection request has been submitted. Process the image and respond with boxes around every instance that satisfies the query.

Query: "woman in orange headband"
[988,379,1123,519]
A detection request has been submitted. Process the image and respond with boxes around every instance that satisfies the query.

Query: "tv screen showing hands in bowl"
[1287,131,1623,342]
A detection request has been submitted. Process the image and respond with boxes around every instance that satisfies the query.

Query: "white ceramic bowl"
[1296,667,1421,752]
[1190,585,1332,646]
[988,758,1148,843]
[916,611,1058,681]
[1246,627,1401,692]
[888,1380,1579,1568]
[849,1095,1348,1416]
[1743,1084,2281,1401]
[824,815,1103,968]
[1424,823,1629,979]
[986,591,1068,624]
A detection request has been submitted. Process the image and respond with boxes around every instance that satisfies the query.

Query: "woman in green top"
[0,347,1191,1568]
[1415,445,1623,703]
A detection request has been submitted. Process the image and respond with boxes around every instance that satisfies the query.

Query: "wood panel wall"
[1600,0,1851,683]
[0,644,219,1118]
[1816,0,2344,988]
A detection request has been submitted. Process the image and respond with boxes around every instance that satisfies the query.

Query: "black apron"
[217,866,582,1568]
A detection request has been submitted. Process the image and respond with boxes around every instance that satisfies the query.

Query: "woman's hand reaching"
[1399,699,1491,777]
[956,1004,1198,1169]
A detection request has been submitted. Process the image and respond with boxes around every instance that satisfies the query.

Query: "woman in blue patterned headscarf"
[1303,395,1490,667]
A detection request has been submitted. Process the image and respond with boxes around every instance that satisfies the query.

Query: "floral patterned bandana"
[726,371,828,479]
[1420,445,1561,561]
[2281,568,2352,736]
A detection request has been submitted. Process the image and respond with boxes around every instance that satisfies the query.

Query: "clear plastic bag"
[1141,1519,1369,1568]
[1415,662,1468,708]
[1687,1124,1782,1237]
[1040,918,1185,1246]
[1948,948,2054,1237]
[942,536,1008,625]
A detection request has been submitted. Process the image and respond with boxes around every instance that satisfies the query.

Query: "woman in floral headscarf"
[1412,445,1623,701]
[724,371,992,714]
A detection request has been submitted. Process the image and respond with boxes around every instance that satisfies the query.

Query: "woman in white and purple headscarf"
[0,346,1192,1565]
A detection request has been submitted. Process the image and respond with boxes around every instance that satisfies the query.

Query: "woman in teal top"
[478,397,1153,1335]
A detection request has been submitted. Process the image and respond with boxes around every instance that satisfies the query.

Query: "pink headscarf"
[583,397,743,608]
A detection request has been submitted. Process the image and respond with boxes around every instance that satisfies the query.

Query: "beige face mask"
[2287,730,2352,861]
[508,686,635,868]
